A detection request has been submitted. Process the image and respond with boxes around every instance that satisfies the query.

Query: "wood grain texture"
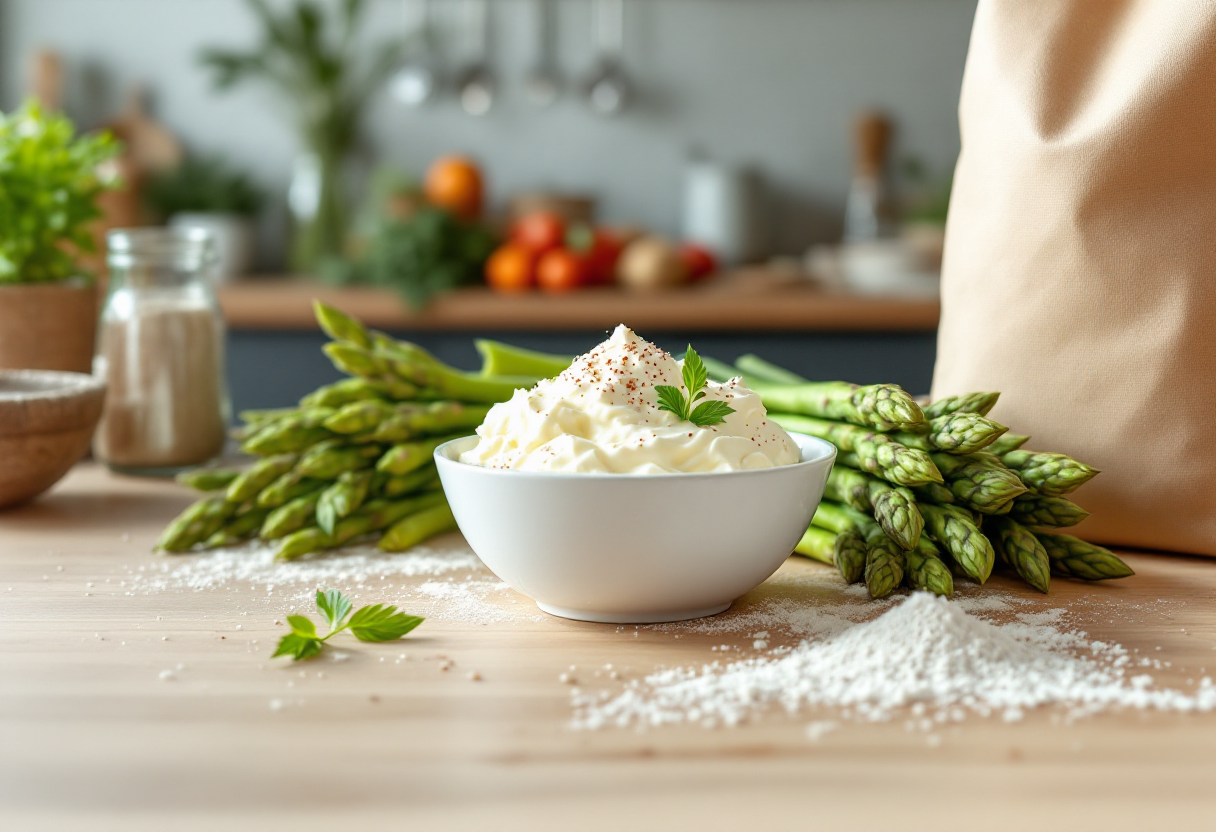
[2,465,1216,831]
[217,276,941,333]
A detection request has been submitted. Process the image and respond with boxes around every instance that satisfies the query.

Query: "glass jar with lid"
[94,228,230,475]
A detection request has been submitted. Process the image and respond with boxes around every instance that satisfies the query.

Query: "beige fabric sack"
[933,0,1216,555]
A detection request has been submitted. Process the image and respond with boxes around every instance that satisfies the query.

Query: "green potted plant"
[0,101,118,373]
[145,155,265,282]
[200,0,405,274]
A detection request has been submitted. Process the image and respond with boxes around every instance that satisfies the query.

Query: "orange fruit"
[485,244,536,293]
[424,155,484,219]
[536,249,588,293]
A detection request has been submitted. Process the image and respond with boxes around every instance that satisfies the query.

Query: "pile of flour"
[574,593,1216,730]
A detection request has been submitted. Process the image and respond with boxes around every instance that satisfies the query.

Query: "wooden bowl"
[0,370,106,509]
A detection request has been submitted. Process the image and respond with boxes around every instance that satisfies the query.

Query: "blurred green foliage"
[145,155,264,218]
[0,101,119,284]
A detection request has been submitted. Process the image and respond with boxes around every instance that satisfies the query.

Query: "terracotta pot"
[0,283,98,373]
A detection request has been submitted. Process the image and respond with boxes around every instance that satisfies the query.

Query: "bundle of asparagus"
[710,354,1133,600]
[159,302,536,561]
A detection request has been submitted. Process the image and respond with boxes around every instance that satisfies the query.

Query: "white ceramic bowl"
[434,433,835,624]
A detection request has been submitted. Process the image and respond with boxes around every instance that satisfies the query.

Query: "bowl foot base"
[535,601,731,624]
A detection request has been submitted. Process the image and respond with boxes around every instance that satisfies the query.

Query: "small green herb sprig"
[272,588,424,661]
[655,346,736,428]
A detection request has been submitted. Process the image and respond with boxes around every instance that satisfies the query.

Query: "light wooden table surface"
[3,465,1216,831]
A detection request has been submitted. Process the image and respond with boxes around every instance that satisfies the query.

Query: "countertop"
[216,275,940,333]
[4,465,1216,830]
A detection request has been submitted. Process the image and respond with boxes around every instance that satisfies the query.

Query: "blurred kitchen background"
[0,0,977,414]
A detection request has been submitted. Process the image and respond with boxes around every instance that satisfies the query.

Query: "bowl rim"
[0,369,106,403]
[434,431,836,481]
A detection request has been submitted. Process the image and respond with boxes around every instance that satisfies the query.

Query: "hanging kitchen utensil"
[456,0,494,116]
[583,0,630,115]
[391,0,439,107]
[524,0,561,109]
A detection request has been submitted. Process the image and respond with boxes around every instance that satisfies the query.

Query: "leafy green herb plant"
[0,100,119,284]
[655,346,736,428]
[200,0,407,272]
[272,588,424,661]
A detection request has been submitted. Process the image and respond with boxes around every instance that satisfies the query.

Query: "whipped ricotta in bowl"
[458,325,800,474]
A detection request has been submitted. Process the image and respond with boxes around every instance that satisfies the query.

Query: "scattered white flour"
[125,538,484,602]
[417,578,544,624]
[573,593,1216,730]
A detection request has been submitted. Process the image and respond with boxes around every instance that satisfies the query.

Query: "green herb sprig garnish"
[272,588,425,661]
[655,346,736,428]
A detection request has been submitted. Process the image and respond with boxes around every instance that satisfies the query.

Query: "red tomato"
[511,211,566,254]
[679,243,718,281]
[536,248,588,292]
[584,229,624,285]
[485,244,536,292]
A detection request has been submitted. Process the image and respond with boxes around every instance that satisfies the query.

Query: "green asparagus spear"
[238,408,297,425]
[919,502,995,584]
[257,472,324,508]
[987,434,1030,456]
[772,414,942,486]
[379,465,441,497]
[989,516,1051,593]
[475,340,573,379]
[904,537,954,596]
[176,468,242,492]
[824,466,922,549]
[370,402,491,443]
[923,392,1000,419]
[316,470,374,535]
[1000,450,1099,497]
[930,452,1027,514]
[300,377,390,409]
[313,300,373,350]
[158,497,237,553]
[834,528,869,584]
[863,533,906,600]
[699,355,741,384]
[889,412,1008,455]
[296,443,381,479]
[809,501,903,598]
[379,500,458,551]
[226,454,299,503]
[203,507,272,548]
[913,482,957,505]
[734,354,809,385]
[323,399,396,434]
[376,433,465,476]
[1008,494,1091,528]
[756,381,925,431]
[261,487,326,539]
[275,491,448,561]
[1035,533,1135,580]
[794,525,838,566]
[242,410,336,455]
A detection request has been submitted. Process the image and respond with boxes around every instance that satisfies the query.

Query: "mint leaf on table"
[315,588,351,631]
[655,345,735,428]
[286,615,317,637]
[272,632,323,661]
[347,604,426,642]
[271,589,424,661]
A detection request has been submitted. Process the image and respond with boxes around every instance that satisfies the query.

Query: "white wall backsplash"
[0,0,977,270]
